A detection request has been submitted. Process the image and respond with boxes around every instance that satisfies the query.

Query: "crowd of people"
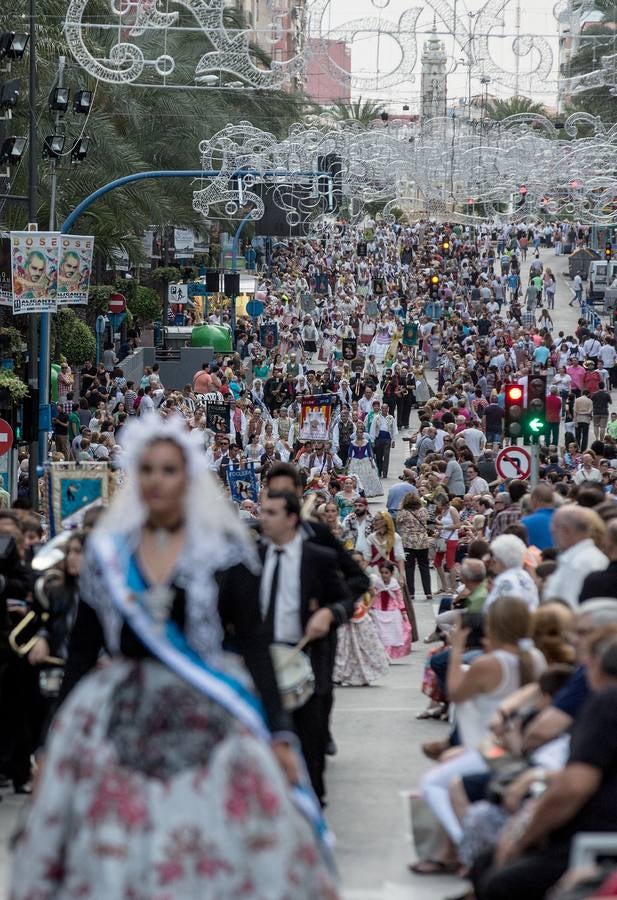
[3,216,617,898]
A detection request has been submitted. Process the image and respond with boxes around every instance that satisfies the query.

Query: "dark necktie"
[264,548,283,642]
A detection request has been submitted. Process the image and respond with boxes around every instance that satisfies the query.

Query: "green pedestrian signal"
[523,375,547,442]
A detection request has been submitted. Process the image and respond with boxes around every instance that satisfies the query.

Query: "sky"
[306,0,561,110]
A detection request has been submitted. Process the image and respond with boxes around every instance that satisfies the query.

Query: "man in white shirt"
[369,402,398,478]
[461,423,486,459]
[139,386,155,415]
[466,464,490,496]
[544,506,609,607]
[259,489,352,804]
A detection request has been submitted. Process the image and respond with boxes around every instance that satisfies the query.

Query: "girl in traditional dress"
[369,322,392,364]
[11,416,338,900]
[370,562,412,659]
[347,422,383,497]
[333,553,390,686]
[335,476,361,520]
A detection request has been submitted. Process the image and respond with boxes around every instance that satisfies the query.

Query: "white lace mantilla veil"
[81,414,260,663]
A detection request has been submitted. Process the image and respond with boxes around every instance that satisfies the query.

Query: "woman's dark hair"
[379,561,395,573]
[538,665,575,698]
[468,538,490,559]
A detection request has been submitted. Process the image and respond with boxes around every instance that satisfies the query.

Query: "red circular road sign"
[0,418,14,456]
[109,292,127,313]
[496,446,532,481]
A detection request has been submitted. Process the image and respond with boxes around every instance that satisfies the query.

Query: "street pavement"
[0,246,600,899]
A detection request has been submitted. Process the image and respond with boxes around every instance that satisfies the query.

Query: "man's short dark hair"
[265,462,303,489]
[508,479,528,503]
[265,489,301,518]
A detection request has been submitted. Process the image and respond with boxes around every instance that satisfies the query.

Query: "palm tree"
[485,96,547,121]
[329,97,387,126]
[0,0,307,260]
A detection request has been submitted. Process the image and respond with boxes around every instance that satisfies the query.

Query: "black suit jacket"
[259,540,354,694]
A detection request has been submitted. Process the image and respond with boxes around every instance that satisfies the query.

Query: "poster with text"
[0,238,11,307]
[11,231,59,314]
[228,464,259,504]
[57,235,94,305]
[299,394,337,441]
[206,400,230,434]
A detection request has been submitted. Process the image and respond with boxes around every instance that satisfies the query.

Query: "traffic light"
[605,243,613,260]
[504,384,525,439]
[441,239,450,255]
[429,273,440,296]
[523,375,547,441]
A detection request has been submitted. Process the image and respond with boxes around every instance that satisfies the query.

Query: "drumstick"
[282,635,311,667]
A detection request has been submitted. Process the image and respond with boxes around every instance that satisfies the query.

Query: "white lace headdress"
[83,414,259,661]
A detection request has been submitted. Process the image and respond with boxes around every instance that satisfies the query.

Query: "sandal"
[408,859,459,875]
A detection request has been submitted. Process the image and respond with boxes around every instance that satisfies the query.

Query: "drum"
[270,643,315,711]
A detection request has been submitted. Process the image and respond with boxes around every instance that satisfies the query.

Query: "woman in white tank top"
[416,597,546,862]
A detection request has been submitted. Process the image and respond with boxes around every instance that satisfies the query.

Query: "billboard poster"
[11,231,59,314]
[173,227,194,259]
[299,393,337,441]
[227,464,259,504]
[0,238,12,307]
[206,400,230,434]
[342,337,357,361]
[57,235,94,305]
[259,323,278,350]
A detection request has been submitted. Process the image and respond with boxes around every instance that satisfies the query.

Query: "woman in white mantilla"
[11,415,339,900]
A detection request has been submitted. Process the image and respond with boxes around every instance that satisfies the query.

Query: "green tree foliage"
[128,286,161,323]
[52,309,96,365]
[485,96,548,121]
[329,98,387,125]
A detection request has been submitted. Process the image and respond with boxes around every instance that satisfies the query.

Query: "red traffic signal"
[505,383,525,439]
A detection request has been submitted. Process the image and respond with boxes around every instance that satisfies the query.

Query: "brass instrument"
[8,532,70,666]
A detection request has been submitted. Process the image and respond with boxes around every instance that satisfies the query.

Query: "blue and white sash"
[91,531,335,860]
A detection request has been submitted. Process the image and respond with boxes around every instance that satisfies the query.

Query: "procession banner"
[57,235,94,305]
[402,322,418,347]
[316,274,329,294]
[0,238,11,307]
[259,323,278,351]
[299,394,337,441]
[173,227,194,259]
[45,463,114,536]
[141,228,154,263]
[206,400,230,434]
[227,464,259,504]
[342,337,357,361]
[11,231,59,314]
[372,277,384,296]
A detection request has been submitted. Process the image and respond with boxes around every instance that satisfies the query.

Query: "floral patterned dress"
[10,660,340,900]
[333,594,390,687]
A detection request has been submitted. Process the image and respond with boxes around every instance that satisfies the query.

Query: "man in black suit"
[264,463,370,758]
[259,490,353,804]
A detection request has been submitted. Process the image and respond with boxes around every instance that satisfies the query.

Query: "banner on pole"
[173,227,194,259]
[342,337,357,361]
[206,400,230,434]
[228,464,259,504]
[0,238,12,307]
[259,323,278,350]
[57,235,94,305]
[10,231,59,314]
[299,394,337,441]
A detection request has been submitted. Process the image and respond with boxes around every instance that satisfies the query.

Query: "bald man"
[544,505,608,607]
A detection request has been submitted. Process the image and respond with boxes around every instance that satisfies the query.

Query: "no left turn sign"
[495,446,532,481]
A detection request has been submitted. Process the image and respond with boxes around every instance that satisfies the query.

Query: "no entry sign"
[0,418,14,456]
[496,445,532,481]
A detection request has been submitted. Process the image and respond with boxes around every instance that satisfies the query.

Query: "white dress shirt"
[544,538,609,608]
[369,414,398,441]
[260,533,303,644]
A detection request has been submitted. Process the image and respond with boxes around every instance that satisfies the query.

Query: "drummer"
[258,489,354,806]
